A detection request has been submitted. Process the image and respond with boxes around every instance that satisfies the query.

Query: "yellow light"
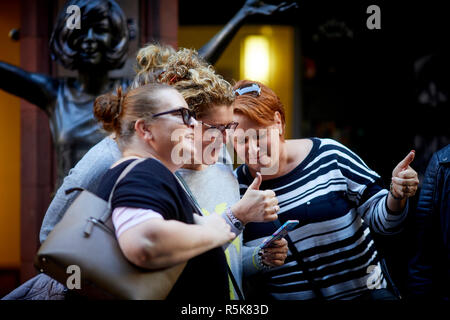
[242,35,270,84]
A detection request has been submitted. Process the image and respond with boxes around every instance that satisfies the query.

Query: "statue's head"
[50,0,129,71]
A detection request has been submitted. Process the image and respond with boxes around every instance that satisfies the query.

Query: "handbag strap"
[99,158,147,223]
[174,171,245,300]
[272,219,324,300]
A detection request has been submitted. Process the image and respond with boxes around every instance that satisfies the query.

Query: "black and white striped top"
[236,138,408,300]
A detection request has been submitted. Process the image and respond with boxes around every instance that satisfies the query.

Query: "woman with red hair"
[232,80,419,300]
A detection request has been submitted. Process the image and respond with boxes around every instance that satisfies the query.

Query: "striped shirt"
[235,138,408,300]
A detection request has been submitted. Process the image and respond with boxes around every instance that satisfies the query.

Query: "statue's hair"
[50,0,129,70]
[132,46,235,116]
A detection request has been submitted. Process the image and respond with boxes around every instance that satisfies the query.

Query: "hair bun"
[94,86,125,133]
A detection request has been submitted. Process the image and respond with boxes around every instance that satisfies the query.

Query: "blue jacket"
[408,144,450,300]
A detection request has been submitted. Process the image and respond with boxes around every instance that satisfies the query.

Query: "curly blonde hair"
[131,43,176,89]
[132,45,235,117]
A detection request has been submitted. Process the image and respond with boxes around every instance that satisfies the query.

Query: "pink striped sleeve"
[112,206,163,238]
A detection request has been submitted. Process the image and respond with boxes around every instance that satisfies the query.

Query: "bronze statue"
[0,0,297,187]
[0,0,129,187]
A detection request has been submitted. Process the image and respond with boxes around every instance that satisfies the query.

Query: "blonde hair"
[131,43,176,89]
[132,45,235,117]
[94,83,175,149]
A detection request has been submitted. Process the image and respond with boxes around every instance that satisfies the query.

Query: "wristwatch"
[225,207,244,230]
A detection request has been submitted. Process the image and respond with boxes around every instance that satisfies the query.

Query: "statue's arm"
[0,61,58,114]
[198,0,298,65]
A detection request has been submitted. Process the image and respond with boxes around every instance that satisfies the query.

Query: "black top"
[96,158,229,301]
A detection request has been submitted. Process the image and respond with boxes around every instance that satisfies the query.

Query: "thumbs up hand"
[390,150,419,200]
[231,172,279,225]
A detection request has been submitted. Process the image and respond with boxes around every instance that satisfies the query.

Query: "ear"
[134,119,153,141]
[273,111,284,136]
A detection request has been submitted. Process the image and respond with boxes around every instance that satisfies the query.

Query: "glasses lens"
[181,109,189,125]
[181,108,196,125]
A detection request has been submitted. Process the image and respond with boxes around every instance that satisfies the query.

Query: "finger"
[403,187,418,196]
[264,247,288,255]
[397,169,418,179]
[265,205,280,215]
[403,191,417,198]
[263,252,287,261]
[395,150,415,172]
[265,197,279,207]
[248,172,262,190]
[264,190,276,198]
[391,187,405,199]
[267,239,286,247]
[392,176,419,186]
[264,213,278,222]
[264,244,286,252]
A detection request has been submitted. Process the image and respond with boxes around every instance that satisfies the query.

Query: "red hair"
[233,80,286,127]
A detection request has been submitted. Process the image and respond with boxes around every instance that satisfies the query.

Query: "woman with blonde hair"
[131,47,288,300]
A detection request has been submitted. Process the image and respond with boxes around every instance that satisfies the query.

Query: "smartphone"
[259,220,299,249]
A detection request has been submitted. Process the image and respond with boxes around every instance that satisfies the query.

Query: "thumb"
[394,150,415,173]
[249,172,262,190]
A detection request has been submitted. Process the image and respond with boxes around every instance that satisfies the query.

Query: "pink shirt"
[112,206,163,238]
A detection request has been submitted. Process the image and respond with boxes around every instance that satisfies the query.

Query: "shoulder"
[436,144,450,165]
[108,158,179,198]
[316,138,368,165]
[234,164,250,183]
[128,158,175,182]
[61,137,120,190]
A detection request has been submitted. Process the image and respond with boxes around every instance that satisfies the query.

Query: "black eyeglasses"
[152,107,197,126]
[233,83,261,97]
[201,121,239,133]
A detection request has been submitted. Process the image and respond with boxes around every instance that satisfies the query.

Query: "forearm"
[0,61,55,109]
[198,10,247,64]
[357,189,408,235]
[121,219,220,269]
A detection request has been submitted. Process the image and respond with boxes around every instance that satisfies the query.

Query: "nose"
[222,131,227,144]
[248,138,259,158]
[86,28,94,41]
[188,117,199,128]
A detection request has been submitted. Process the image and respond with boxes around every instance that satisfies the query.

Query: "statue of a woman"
[0,0,297,187]
[0,0,129,187]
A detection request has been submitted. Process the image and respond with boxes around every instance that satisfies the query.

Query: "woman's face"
[232,113,281,175]
[148,89,197,169]
[70,17,113,68]
[195,104,234,165]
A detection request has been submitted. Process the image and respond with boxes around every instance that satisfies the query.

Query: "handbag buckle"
[84,217,114,237]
